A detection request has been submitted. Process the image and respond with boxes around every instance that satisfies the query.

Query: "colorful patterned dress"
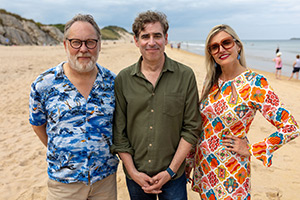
[186,70,299,200]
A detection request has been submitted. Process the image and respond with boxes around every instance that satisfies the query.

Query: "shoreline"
[0,43,299,200]
[170,40,300,78]
[165,44,295,81]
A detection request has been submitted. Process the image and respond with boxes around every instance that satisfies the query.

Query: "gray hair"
[64,14,101,40]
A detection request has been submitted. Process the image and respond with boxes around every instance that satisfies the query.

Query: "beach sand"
[0,42,299,200]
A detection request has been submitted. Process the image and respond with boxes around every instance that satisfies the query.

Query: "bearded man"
[29,14,119,200]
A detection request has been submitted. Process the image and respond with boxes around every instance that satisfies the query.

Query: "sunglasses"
[208,37,237,55]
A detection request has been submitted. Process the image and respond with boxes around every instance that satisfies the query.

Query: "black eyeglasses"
[208,37,237,55]
[67,38,98,49]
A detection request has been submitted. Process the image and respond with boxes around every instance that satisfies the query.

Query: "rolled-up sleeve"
[110,74,134,155]
[180,70,202,145]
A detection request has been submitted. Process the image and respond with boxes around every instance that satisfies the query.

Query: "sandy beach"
[0,42,299,200]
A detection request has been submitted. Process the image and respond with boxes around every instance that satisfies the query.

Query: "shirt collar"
[130,53,175,76]
[55,62,103,82]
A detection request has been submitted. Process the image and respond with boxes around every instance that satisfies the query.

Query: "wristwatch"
[166,167,176,178]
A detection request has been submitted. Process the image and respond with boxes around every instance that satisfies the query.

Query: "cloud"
[1,0,300,39]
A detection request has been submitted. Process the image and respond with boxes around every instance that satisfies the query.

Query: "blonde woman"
[186,24,299,199]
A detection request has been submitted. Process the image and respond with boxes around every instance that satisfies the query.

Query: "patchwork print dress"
[186,70,299,200]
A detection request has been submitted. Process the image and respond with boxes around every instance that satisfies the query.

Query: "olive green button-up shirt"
[111,54,202,179]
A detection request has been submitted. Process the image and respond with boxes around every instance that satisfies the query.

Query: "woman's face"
[209,31,240,67]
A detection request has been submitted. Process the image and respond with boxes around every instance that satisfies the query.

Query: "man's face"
[64,21,100,73]
[134,22,168,64]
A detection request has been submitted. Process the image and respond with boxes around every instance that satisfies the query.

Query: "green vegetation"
[0,9,24,22]
[0,8,44,28]
[101,26,131,40]
[43,24,131,40]
[0,9,131,40]
[49,24,65,33]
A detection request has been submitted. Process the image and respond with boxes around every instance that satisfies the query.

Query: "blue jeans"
[126,173,187,200]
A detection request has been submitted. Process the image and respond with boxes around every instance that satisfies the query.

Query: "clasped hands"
[133,170,172,194]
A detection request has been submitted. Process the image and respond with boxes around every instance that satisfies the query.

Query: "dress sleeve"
[248,74,299,167]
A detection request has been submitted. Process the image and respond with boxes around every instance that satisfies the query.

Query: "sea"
[171,40,300,77]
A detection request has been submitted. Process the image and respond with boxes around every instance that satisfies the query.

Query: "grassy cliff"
[0,9,131,40]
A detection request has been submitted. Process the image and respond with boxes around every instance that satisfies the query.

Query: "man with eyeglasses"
[29,14,119,200]
[111,10,202,200]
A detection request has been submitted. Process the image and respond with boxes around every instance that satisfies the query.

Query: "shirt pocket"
[163,93,184,117]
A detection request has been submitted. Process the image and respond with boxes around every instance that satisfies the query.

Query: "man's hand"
[131,171,155,189]
[142,171,171,194]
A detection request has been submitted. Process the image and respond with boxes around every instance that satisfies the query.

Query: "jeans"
[126,173,187,200]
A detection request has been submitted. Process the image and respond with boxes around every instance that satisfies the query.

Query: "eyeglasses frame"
[66,38,99,49]
[208,37,237,55]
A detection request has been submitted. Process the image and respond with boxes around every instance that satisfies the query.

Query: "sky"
[1,0,300,41]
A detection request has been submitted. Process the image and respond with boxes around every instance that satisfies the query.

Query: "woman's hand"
[221,135,251,157]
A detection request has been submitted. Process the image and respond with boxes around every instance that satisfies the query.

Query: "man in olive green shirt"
[111,11,201,200]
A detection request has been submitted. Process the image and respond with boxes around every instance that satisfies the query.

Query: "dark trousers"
[126,173,187,200]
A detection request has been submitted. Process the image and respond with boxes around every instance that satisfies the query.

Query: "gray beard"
[66,48,98,73]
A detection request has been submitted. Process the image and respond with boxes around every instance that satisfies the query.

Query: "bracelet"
[166,167,176,178]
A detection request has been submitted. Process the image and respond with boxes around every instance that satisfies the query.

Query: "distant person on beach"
[111,10,202,200]
[276,46,280,54]
[29,14,119,200]
[177,42,181,49]
[186,24,299,200]
[273,52,282,79]
[289,54,300,80]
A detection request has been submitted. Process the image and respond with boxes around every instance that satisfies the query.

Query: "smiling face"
[64,21,101,73]
[209,31,240,67]
[134,22,168,64]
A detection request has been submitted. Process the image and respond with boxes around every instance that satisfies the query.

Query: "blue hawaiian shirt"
[29,62,119,185]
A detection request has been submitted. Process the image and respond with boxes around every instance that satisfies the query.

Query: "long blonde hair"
[200,24,247,103]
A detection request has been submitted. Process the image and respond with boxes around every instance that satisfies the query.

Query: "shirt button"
[149,143,152,147]
[151,109,154,113]
[150,126,153,130]
[152,93,155,96]
[148,160,152,163]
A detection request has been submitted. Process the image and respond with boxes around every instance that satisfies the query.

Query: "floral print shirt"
[187,70,299,199]
[29,62,119,185]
